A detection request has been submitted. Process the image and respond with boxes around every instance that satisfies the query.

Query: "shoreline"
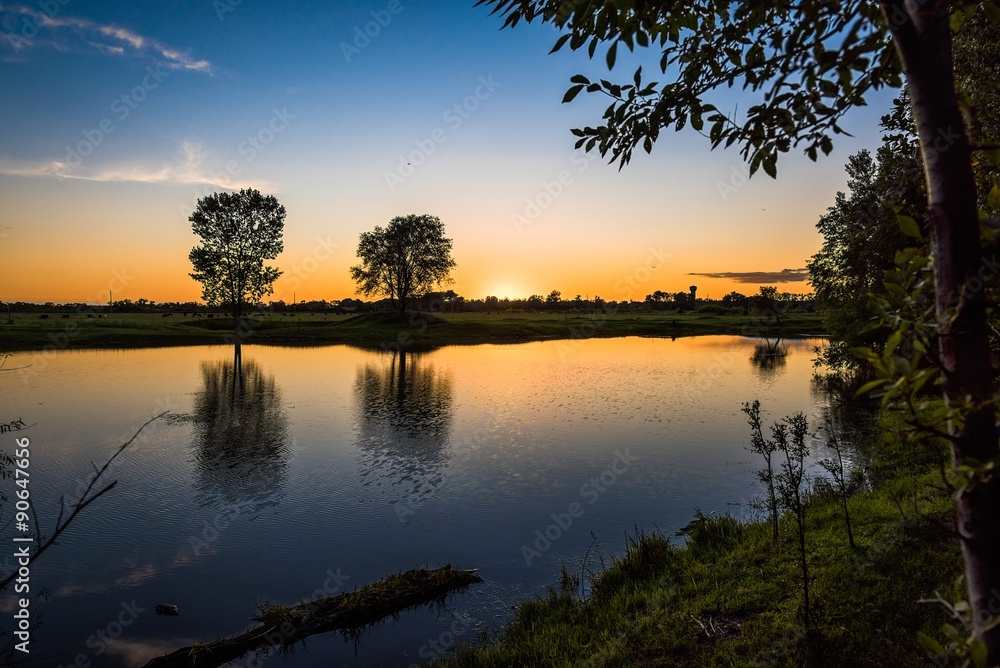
[0,311,825,353]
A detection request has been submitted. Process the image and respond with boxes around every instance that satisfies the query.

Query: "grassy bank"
[438,411,961,667]
[0,311,824,352]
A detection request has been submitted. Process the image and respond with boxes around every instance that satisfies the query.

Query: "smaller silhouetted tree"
[350,214,456,316]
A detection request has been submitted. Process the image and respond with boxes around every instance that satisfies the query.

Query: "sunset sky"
[0,0,899,304]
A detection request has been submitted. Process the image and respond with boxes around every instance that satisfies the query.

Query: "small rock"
[155,604,180,616]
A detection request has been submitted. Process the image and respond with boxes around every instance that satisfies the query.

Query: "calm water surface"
[5,336,830,667]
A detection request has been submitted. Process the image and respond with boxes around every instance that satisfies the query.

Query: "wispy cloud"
[0,4,213,74]
[0,142,272,191]
[688,268,810,284]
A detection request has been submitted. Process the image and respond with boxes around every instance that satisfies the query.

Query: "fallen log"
[141,565,483,668]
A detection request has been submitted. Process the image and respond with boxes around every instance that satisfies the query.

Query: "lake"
[4,335,832,667]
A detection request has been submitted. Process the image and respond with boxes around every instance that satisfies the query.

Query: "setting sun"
[486,283,525,299]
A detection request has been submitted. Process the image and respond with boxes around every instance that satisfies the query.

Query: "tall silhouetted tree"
[189,189,285,341]
[477,0,1000,654]
[350,214,456,316]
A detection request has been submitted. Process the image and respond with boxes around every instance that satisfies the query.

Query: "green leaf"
[850,346,876,360]
[884,330,902,356]
[855,379,887,397]
[950,10,966,32]
[606,41,618,69]
[989,182,1000,210]
[563,85,585,104]
[916,632,945,657]
[761,154,777,179]
[897,214,922,239]
[549,34,571,54]
[971,640,989,668]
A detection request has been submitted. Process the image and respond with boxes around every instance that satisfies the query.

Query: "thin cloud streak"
[0,4,212,73]
[0,142,273,191]
[688,268,810,284]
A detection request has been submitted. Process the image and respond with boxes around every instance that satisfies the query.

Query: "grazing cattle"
[98,314,107,319]
[38,314,49,319]
[61,314,71,319]
[87,314,95,319]
[162,313,172,318]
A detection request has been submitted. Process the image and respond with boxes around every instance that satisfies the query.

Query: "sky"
[0,0,901,304]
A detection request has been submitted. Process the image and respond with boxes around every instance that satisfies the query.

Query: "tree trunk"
[884,1,1000,659]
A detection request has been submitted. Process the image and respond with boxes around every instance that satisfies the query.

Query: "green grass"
[0,310,824,352]
[436,411,962,667]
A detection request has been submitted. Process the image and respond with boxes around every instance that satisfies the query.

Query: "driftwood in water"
[141,565,483,668]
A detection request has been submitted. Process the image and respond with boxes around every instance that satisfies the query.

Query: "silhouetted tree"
[189,189,285,341]
[350,214,456,316]
[721,291,748,313]
[751,286,782,325]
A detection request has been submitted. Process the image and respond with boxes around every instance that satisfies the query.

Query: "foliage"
[475,0,1000,656]
[188,188,285,322]
[807,7,1000,376]
[742,400,779,541]
[806,143,919,373]
[817,420,857,549]
[475,0,924,174]
[350,214,456,315]
[772,412,812,630]
[437,456,961,667]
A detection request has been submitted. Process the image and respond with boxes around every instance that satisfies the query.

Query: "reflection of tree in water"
[354,350,454,507]
[750,338,788,376]
[191,349,289,514]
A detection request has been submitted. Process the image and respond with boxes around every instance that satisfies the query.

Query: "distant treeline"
[3,286,813,316]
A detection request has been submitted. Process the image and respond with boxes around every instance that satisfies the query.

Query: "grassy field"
[0,310,825,352]
[435,411,963,667]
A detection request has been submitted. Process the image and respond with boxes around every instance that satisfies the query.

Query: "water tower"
[689,285,697,301]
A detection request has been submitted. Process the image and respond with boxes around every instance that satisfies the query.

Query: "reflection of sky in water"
[3,336,833,667]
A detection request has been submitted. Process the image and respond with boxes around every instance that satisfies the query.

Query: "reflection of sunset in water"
[4,336,829,666]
